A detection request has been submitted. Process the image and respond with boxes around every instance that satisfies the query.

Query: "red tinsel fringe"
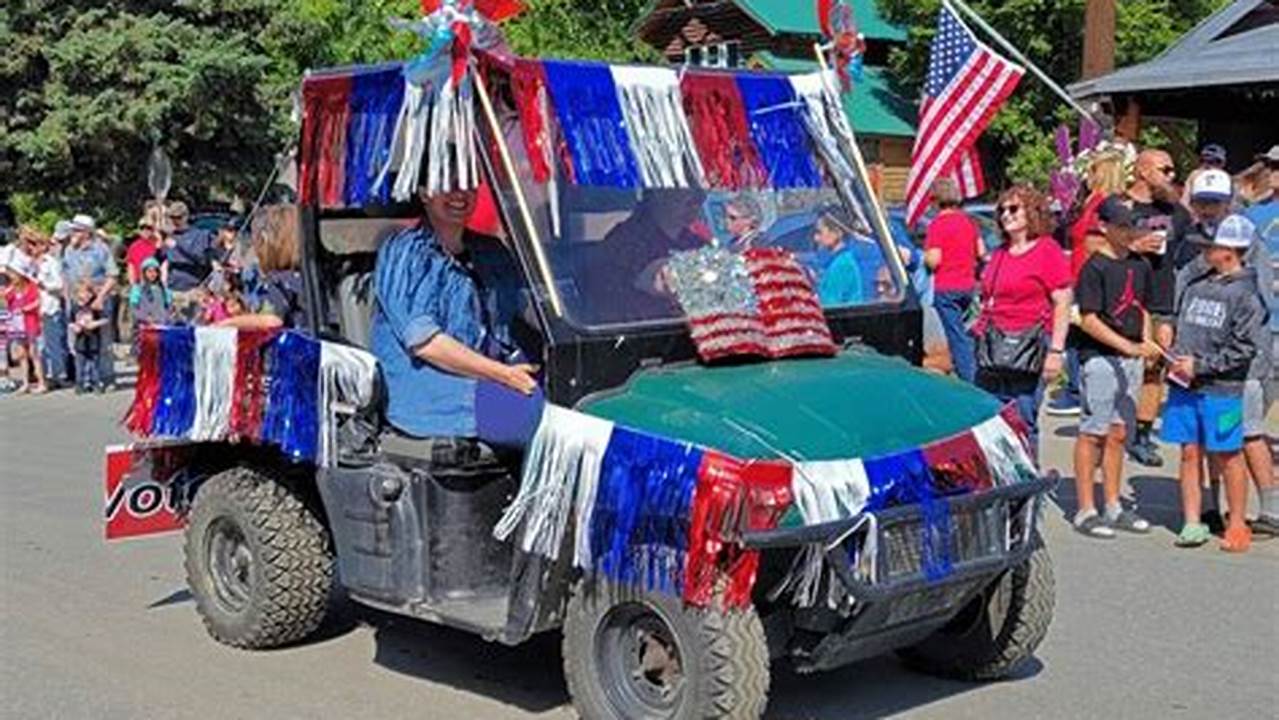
[684,453,794,609]
[680,72,765,190]
[299,75,353,208]
[511,59,552,183]
[123,327,161,436]
[229,329,278,442]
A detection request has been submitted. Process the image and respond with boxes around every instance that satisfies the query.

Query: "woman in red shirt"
[976,185,1072,456]
[924,177,985,382]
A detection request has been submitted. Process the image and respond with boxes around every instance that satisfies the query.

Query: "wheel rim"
[205,516,254,614]
[595,601,686,716]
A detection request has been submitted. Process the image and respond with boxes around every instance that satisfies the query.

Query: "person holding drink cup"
[1125,149,1193,467]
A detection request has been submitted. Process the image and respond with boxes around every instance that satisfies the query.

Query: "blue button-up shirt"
[63,239,118,287]
[371,223,519,438]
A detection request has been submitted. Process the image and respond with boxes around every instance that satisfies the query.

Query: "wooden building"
[1070,0,1279,169]
[635,0,918,201]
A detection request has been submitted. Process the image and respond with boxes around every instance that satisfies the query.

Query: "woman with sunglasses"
[974,185,1072,457]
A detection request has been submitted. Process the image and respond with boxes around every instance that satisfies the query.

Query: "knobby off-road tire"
[898,533,1054,681]
[562,580,769,720]
[183,466,334,649]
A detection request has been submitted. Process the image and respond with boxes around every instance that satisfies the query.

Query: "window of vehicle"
[479,67,906,332]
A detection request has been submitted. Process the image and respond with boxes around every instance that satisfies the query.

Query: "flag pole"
[942,0,1097,123]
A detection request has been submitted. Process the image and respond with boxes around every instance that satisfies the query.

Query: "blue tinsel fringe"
[736,74,823,189]
[863,449,954,581]
[590,427,703,592]
[543,60,641,188]
[152,327,196,438]
[345,67,405,206]
[261,331,321,462]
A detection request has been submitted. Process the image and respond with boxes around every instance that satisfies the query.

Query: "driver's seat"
[336,268,376,349]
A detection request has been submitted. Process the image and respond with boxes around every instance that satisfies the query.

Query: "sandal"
[1074,512,1116,539]
[1175,523,1211,548]
[1247,515,1279,537]
[1109,509,1152,534]
[1220,526,1252,553]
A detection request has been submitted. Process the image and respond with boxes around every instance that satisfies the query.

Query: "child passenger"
[1161,215,1266,552]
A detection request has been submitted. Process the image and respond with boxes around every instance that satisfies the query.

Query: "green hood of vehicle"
[578,351,1001,462]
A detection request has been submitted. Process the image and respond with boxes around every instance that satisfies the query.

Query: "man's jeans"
[97,295,117,386]
[40,311,69,382]
[935,290,976,383]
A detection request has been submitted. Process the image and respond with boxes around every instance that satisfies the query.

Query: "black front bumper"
[743,474,1055,672]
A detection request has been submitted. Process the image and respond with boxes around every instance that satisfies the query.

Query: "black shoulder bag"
[974,250,1047,375]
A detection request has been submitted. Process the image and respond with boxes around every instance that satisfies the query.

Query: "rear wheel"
[899,533,1054,680]
[562,580,769,720]
[183,466,334,649]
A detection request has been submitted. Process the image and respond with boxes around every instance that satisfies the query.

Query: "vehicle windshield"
[481,68,907,331]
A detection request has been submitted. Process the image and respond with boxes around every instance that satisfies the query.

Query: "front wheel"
[898,533,1055,680]
[562,580,770,720]
[183,466,334,649]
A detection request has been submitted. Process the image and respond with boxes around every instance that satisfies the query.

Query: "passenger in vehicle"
[219,205,304,330]
[579,189,707,324]
[723,196,764,252]
[371,186,538,440]
[811,213,865,307]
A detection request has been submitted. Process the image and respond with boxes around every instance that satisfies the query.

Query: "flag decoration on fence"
[124,327,378,468]
[494,398,1038,610]
[663,246,837,362]
[903,5,1025,227]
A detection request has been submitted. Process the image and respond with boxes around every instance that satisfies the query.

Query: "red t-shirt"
[925,209,981,293]
[1069,192,1105,281]
[4,284,41,338]
[126,234,161,279]
[979,237,1071,333]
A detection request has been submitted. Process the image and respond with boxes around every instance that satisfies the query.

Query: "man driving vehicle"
[371,184,538,442]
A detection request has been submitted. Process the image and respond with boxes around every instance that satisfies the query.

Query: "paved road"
[1,389,1276,719]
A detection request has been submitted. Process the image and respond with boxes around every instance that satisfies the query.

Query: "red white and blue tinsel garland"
[296,0,848,207]
[125,327,378,468]
[495,400,1038,610]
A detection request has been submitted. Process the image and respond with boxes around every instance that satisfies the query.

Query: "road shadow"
[148,588,192,608]
[767,655,1042,720]
[1046,469,1180,531]
[1128,475,1192,534]
[366,608,569,714]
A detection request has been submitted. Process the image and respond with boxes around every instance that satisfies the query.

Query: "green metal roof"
[752,52,917,137]
[736,0,908,42]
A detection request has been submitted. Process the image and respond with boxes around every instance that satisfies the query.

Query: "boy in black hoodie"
[1161,215,1266,552]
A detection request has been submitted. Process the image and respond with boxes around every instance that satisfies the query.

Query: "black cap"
[1200,143,1227,164]
[1097,194,1136,230]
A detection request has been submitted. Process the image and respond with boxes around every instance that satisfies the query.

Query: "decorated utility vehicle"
[105,3,1054,718]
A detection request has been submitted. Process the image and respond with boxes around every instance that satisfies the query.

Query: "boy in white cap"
[1161,215,1267,552]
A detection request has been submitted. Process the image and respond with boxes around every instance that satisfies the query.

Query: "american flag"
[904,5,1025,226]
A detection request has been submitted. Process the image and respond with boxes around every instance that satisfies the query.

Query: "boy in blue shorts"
[1162,215,1266,552]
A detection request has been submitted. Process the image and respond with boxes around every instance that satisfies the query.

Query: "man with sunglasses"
[1125,149,1193,467]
